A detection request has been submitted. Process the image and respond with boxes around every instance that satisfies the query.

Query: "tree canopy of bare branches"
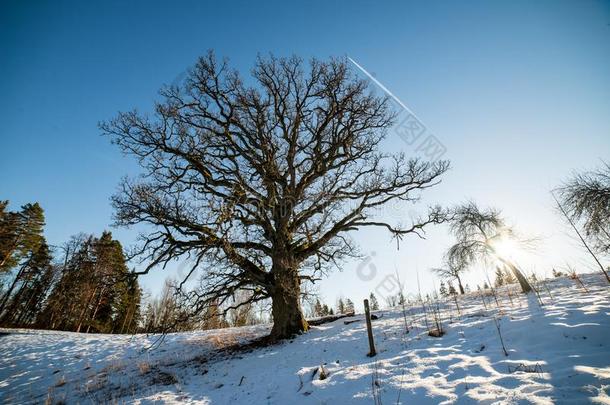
[446,202,532,293]
[101,53,449,339]
[557,162,610,254]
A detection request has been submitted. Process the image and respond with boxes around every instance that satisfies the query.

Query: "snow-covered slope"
[1,274,609,404]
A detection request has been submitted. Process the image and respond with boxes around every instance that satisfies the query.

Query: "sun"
[491,235,519,259]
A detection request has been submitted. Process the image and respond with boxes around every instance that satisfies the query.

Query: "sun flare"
[491,236,519,259]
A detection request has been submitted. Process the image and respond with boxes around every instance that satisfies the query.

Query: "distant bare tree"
[447,202,532,293]
[385,294,399,308]
[141,280,198,333]
[433,259,466,294]
[101,53,449,339]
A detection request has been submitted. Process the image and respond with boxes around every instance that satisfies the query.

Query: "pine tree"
[0,239,53,326]
[142,301,157,332]
[337,298,345,314]
[0,201,20,272]
[322,304,330,316]
[38,235,94,331]
[0,202,45,273]
[17,261,56,326]
[494,266,505,287]
[38,232,141,334]
[504,266,517,284]
[448,282,457,295]
[439,281,448,297]
[314,299,323,317]
[398,291,406,306]
[114,273,142,334]
[81,232,128,333]
[345,298,354,314]
[369,293,380,310]
[0,203,46,316]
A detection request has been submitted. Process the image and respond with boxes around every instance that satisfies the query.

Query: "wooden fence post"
[364,299,376,357]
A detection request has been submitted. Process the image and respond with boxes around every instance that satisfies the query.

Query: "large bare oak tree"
[101,53,449,339]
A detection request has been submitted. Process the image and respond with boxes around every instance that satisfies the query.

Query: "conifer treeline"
[0,200,269,334]
[0,200,141,333]
[37,232,141,333]
[311,295,371,318]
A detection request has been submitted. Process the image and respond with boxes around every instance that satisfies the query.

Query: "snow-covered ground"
[1,274,609,404]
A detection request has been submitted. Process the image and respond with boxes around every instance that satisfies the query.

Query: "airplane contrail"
[347,57,423,123]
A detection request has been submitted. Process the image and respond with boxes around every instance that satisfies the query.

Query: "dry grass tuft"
[428,328,445,338]
[318,365,328,380]
[55,375,66,387]
[138,361,151,375]
[150,369,178,386]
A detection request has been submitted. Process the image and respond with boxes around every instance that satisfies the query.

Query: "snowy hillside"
[1,274,609,404]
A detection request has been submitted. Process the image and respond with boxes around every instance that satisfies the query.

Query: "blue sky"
[2,0,609,309]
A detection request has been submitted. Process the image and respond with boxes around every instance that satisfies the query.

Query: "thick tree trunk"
[500,258,532,293]
[269,260,308,340]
